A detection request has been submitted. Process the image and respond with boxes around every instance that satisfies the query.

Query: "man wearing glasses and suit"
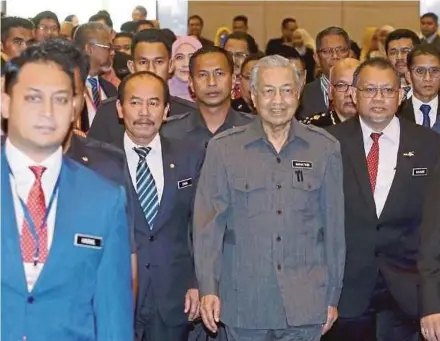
[73,22,117,132]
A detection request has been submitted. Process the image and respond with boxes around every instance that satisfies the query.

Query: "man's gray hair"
[250,55,300,93]
[74,22,110,51]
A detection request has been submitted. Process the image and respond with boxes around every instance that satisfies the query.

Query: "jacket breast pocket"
[232,176,267,218]
[291,173,321,211]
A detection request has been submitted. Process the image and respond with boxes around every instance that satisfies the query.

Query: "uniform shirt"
[6,138,61,292]
[124,132,164,203]
[85,75,108,126]
[412,95,438,128]
[161,108,254,149]
[359,116,400,217]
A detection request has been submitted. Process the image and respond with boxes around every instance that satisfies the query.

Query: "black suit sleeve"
[88,100,123,143]
[419,160,440,317]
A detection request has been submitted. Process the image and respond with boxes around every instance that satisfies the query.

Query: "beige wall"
[188,1,420,50]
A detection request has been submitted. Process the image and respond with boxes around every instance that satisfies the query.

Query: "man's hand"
[200,294,221,333]
[322,306,338,335]
[421,313,440,341]
[184,289,200,321]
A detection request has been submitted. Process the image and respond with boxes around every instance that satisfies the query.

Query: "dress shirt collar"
[124,132,162,159]
[359,115,400,146]
[412,94,438,110]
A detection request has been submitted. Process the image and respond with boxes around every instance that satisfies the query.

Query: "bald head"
[329,58,360,120]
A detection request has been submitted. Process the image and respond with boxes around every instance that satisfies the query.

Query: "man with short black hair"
[89,13,113,30]
[265,17,297,56]
[88,29,197,143]
[132,5,148,21]
[188,15,213,47]
[114,32,133,55]
[33,10,60,41]
[232,15,248,33]
[135,20,155,32]
[1,17,34,68]
[421,12,440,51]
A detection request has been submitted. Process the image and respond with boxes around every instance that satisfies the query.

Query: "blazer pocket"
[232,176,267,217]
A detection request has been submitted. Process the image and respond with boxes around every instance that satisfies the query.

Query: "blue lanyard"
[7,162,61,266]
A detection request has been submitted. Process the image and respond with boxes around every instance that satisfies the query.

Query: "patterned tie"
[367,133,382,193]
[134,147,159,229]
[20,166,48,263]
[87,77,101,108]
[402,86,411,101]
[420,104,431,128]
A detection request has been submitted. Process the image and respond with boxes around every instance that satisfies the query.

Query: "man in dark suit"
[88,29,197,144]
[115,70,204,341]
[421,13,440,52]
[324,57,440,341]
[265,17,297,56]
[73,22,118,132]
[399,44,440,133]
[296,27,350,120]
[419,160,440,341]
[188,15,214,47]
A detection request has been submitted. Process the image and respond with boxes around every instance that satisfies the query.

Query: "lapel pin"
[403,151,415,157]
[82,156,89,162]
[170,163,175,169]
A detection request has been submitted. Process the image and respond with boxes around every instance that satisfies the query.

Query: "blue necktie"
[420,104,431,128]
[88,77,101,108]
[134,147,159,229]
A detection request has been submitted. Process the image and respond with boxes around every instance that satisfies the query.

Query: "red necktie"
[20,166,48,263]
[366,133,382,193]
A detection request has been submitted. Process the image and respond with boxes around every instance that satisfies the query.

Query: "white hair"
[250,55,300,94]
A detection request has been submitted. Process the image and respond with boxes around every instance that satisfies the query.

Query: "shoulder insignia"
[313,114,321,120]
[213,125,247,141]
[163,112,191,123]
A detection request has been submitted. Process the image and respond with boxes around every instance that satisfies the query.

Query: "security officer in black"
[301,58,360,128]
[162,46,254,148]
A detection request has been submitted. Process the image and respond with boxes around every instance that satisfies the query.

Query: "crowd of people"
[3,4,440,341]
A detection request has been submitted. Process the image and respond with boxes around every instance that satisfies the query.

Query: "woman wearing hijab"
[168,36,202,102]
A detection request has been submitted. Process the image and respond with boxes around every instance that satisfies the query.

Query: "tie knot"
[29,166,46,181]
[420,104,431,116]
[133,147,152,160]
[370,132,382,143]
[88,77,98,88]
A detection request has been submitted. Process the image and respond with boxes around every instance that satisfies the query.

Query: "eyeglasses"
[332,83,351,92]
[388,47,412,57]
[357,87,399,98]
[90,42,114,52]
[11,38,29,47]
[318,47,349,57]
[410,66,440,78]
[37,25,59,33]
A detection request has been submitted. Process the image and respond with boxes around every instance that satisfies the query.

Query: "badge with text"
[412,168,428,177]
[74,234,103,249]
[292,160,313,169]
[177,178,193,189]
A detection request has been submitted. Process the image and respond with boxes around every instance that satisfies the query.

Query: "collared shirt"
[85,75,107,126]
[359,116,400,217]
[161,108,254,149]
[5,138,61,292]
[124,132,164,203]
[412,95,438,128]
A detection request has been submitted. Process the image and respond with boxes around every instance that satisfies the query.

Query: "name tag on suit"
[412,168,428,177]
[74,234,103,249]
[177,178,193,189]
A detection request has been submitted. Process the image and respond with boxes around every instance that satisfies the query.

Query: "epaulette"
[299,112,325,125]
[304,122,339,143]
[171,96,198,109]
[239,112,255,120]
[213,125,247,141]
[163,112,191,123]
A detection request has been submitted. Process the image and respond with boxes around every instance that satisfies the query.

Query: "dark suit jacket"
[113,135,205,327]
[296,78,327,120]
[419,160,440,317]
[327,116,440,319]
[422,35,440,53]
[81,77,117,132]
[398,96,440,124]
[265,37,284,56]
[65,134,138,253]
[88,96,198,144]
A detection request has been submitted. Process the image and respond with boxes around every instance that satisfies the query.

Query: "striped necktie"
[133,147,159,229]
[87,77,101,108]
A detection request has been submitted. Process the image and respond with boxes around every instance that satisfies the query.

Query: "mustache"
[133,118,155,126]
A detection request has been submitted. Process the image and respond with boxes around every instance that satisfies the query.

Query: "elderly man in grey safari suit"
[193,54,346,341]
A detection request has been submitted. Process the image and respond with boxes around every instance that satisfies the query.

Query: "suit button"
[276,210,282,215]
[204,142,209,148]
[276,236,282,242]
[145,263,151,269]
[149,236,154,241]
[277,264,282,270]
[27,296,34,304]
[276,157,281,164]
[276,184,282,189]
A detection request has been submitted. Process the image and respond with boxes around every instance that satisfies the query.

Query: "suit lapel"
[152,137,177,235]
[0,149,28,294]
[31,158,78,294]
[432,97,440,133]
[345,118,377,218]
[379,119,415,221]
[399,99,416,123]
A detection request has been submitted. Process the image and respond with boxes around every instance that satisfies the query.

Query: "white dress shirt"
[5,138,61,292]
[85,75,107,125]
[411,95,438,128]
[124,132,164,203]
[359,116,400,217]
